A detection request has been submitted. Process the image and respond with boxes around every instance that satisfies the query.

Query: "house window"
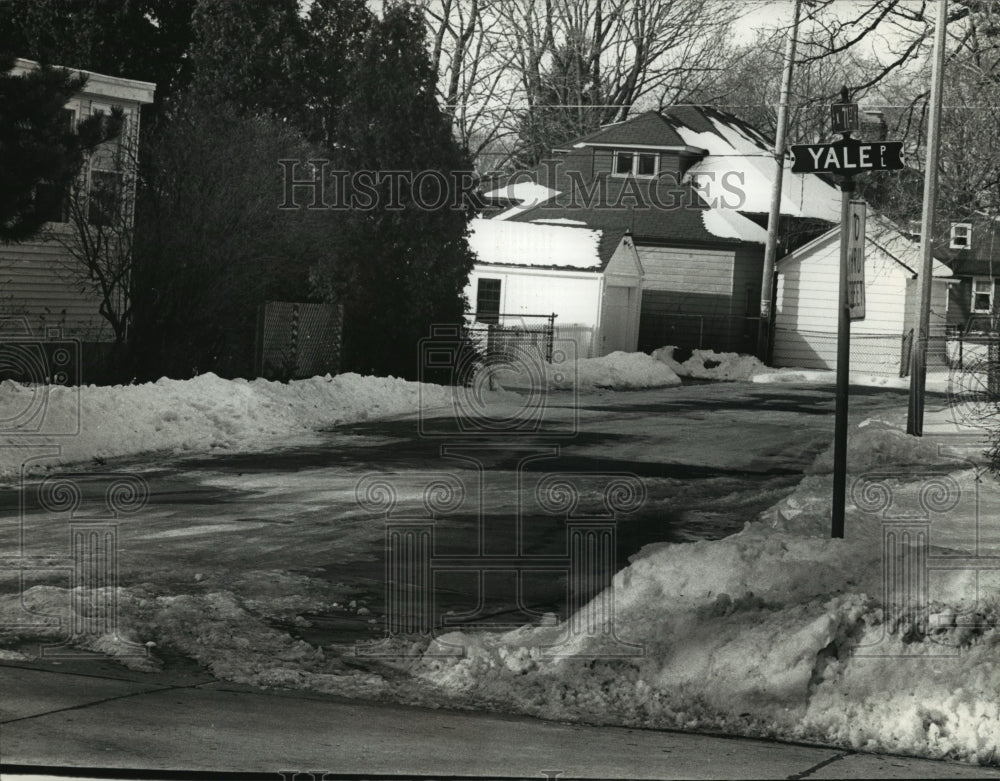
[612,150,658,177]
[475,278,501,323]
[972,277,993,313]
[34,108,76,223]
[950,223,972,249]
[87,110,127,226]
[88,170,123,226]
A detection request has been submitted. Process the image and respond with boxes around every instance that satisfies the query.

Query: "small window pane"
[88,170,123,226]
[476,278,501,323]
[974,292,992,312]
[637,153,657,176]
[951,223,972,249]
[614,152,633,175]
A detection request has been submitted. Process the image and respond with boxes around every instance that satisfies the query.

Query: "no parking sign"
[847,201,866,321]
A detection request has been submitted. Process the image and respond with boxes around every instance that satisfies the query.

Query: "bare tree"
[47,108,134,349]
[420,0,734,169]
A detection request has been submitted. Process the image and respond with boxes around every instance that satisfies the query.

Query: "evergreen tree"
[296,0,373,145]
[188,0,305,120]
[0,0,198,108]
[0,55,121,243]
[319,3,476,380]
[130,91,327,380]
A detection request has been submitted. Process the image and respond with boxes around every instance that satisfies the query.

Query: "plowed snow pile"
[0,372,459,479]
[493,350,681,391]
[409,421,1000,764]
[652,345,772,382]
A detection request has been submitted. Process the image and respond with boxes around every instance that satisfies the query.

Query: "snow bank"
[563,351,682,390]
[752,368,954,394]
[0,372,457,479]
[652,346,773,382]
[408,419,1000,764]
[492,350,681,392]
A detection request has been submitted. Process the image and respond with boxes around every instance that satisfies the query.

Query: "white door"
[602,286,635,354]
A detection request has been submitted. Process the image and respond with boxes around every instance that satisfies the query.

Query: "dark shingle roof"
[555,111,689,149]
[507,179,744,247]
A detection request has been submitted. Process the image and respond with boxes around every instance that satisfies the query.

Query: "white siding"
[603,238,642,284]
[465,266,603,357]
[597,239,641,355]
[774,233,949,375]
[0,240,110,340]
[1,63,152,344]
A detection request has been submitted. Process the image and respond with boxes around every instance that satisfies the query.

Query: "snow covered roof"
[506,181,768,246]
[468,218,618,271]
[663,107,842,222]
[545,106,842,224]
[482,181,561,210]
[778,213,952,277]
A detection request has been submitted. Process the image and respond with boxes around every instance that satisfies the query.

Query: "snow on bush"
[0,372,458,479]
[652,346,773,382]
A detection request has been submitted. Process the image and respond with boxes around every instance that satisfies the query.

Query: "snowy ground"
[3,350,1000,764]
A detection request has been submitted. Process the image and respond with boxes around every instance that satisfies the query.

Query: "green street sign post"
[789,92,905,539]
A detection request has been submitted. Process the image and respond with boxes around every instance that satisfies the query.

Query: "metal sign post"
[790,88,904,539]
[830,175,855,539]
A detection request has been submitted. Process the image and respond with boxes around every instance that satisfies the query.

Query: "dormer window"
[950,222,972,249]
[613,150,658,177]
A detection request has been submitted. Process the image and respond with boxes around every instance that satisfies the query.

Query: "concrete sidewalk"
[1,661,999,781]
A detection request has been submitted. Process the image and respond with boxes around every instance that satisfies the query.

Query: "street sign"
[790,137,905,174]
[847,200,866,321]
[831,102,859,135]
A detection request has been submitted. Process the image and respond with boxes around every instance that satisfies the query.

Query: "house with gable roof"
[933,215,1000,332]
[483,106,843,355]
[465,217,642,358]
[773,215,952,377]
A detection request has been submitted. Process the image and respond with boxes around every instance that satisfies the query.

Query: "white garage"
[773,216,952,377]
[465,218,643,358]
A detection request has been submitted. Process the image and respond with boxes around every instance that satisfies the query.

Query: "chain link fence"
[464,313,557,369]
[638,313,759,354]
[254,301,343,380]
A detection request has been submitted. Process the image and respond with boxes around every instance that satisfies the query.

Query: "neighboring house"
[933,215,1000,332]
[482,106,842,354]
[465,218,643,358]
[1,59,155,345]
[773,216,952,377]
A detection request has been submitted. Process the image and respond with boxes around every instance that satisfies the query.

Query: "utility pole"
[907,0,949,436]
[757,0,803,363]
